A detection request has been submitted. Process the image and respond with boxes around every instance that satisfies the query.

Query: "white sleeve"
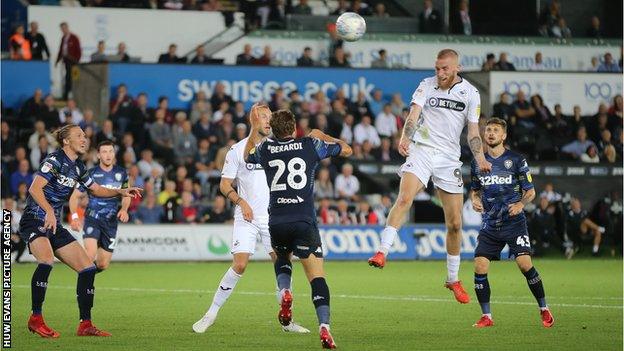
[353,125,366,144]
[467,89,481,123]
[410,79,430,108]
[221,147,239,179]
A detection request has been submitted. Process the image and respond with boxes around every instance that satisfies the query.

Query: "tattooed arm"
[398,104,422,156]
[467,122,492,172]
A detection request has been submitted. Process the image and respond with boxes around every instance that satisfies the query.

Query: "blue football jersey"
[248,136,342,225]
[470,149,534,229]
[82,165,128,219]
[25,150,94,222]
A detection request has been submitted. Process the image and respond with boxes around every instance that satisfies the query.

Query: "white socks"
[593,244,599,253]
[208,267,242,315]
[379,226,398,255]
[446,254,461,282]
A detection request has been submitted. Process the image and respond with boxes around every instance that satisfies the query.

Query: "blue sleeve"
[312,137,342,160]
[36,155,62,182]
[122,169,129,188]
[516,156,534,191]
[247,141,264,164]
[470,160,481,191]
[79,164,94,189]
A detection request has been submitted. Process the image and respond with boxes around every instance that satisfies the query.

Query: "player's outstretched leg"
[369,173,424,269]
[193,255,246,333]
[275,255,294,326]
[517,255,554,328]
[438,190,469,304]
[473,257,493,328]
[27,237,60,338]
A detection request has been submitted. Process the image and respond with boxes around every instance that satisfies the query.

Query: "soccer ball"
[336,12,366,42]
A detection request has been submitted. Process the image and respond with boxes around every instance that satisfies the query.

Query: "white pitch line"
[12,285,623,310]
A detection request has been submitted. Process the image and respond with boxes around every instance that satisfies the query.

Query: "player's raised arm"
[308,129,352,157]
[28,175,57,232]
[398,104,422,156]
[467,122,491,172]
[117,175,132,223]
[88,182,143,199]
[243,104,270,163]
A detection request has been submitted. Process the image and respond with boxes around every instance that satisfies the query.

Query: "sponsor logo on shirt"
[479,174,513,186]
[277,196,304,204]
[428,97,466,111]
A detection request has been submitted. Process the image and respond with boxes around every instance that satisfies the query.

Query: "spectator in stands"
[289,90,304,116]
[176,191,199,223]
[308,91,330,115]
[596,129,615,161]
[110,83,133,134]
[210,82,234,111]
[7,146,27,174]
[110,42,130,62]
[215,112,235,145]
[158,43,186,63]
[586,16,602,38]
[390,93,405,117]
[538,0,560,37]
[38,94,61,130]
[492,92,514,123]
[451,0,472,35]
[158,180,178,205]
[530,196,558,252]
[192,111,216,142]
[481,53,496,72]
[360,140,375,160]
[531,94,552,126]
[10,160,33,196]
[297,47,315,67]
[551,17,571,38]
[265,0,287,29]
[566,105,586,136]
[96,119,119,145]
[172,111,188,141]
[58,98,83,124]
[236,44,254,65]
[9,24,31,61]
[332,0,349,15]
[597,52,621,72]
[530,52,546,71]
[1,122,16,163]
[205,195,231,223]
[356,201,379,224]
[194,138,217,184]
[15,182,29,212]
[149,109,175,164]
[338,113,355,144]
[549,104,571,150]
[26,21,50,61]
[354,114,381,147]
[212,101,231,123]
[327,22,344,57]
[494,52,516,71]
[329,47,350,67]
[317,198,338,224]
[189,91,211,124]
[117,132,137,165]
[419,0,442,34]
[580,145,600,163]
[191,45,209,64]
[28,120,55,151]
[513,90,535,126]
[314,167,335,200]
[371,49,390,69]
[375,103,398,138]
[375,136,401,162]
[292,0,312,14]
[30,135,54,170]
[91,40,107,62]
[134,194,163,224]
[369,89,385,117]
[55,22,81,99]
[137,149,164,179]
[350,0,371,16]
[336,199,356,225]
[174,120,198,166]
[269,88,287,111]
[565,197,605,258]
[588,193,614,256]
[588,56,600,71]
[561,126,596,160]
[200,0,223,11]
[373,3,389,18]
[334,163,360,201]
[20,88,44,124]
[350,91,372,120]
[588,104,610,143]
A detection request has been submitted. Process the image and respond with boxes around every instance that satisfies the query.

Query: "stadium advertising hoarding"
[18,224,485,262]
[1,61,50,109]
[213,36,619,72]
[28,5,227,97]
[108,63,432,109]
[489,72,623,114]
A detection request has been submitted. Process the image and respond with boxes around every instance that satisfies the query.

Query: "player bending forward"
[69,140,131,273]
[470,118,554,328]
[193,105,309,334]
[368,49,491,304]
[244,106,352,349]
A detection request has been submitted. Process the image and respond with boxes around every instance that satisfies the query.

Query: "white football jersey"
[221,137,269,221]
[410,76,481,160]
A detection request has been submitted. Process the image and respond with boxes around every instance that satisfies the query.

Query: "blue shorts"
[269,221,323,259]
[475,221,532,261]
[83,215,118,252]
[18,214,76,252]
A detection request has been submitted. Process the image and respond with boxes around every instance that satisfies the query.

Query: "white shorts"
[231,218,273,255]
[399,143,464,194]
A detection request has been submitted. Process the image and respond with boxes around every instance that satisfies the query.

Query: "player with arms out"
[368,49,491,304]
[192,105,309,334]
[68,140,131,273]
[244,106,352,349]
[19,124,142,338]
[470,118,554,328]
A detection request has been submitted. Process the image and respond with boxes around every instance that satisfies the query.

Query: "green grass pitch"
[7,259,623,350]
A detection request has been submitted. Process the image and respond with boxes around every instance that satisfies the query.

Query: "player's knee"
[516,261,532,273]
[38,259,54,266]
[395,194,413,210]
[232,261,248,275]
[96,260,110,271]
[446,219,462,234]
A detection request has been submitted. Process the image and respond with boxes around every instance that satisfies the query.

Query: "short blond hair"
[437,49,459,60]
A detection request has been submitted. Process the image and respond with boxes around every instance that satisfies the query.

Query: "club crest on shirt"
[86,226,94,235]
[115,173,122,181]
[504,159,513,169]
[245,163,263,171]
